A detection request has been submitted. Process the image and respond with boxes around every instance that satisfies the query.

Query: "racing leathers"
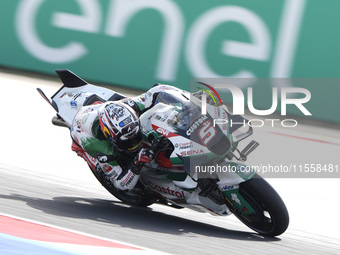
[70,84,182,192]
[71,102,141,191]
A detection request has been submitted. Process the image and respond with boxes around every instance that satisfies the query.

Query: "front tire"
[232,175,289,236]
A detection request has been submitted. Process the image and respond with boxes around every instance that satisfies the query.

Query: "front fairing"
[139,91,234,170]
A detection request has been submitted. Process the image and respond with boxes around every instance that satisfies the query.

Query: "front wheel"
[231,175,289,236]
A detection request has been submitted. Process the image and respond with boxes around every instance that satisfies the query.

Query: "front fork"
[217,162,257,215]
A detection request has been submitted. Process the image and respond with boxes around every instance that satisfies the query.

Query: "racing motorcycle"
[37,70,289,236]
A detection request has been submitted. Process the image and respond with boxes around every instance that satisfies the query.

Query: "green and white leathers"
[70,84,182,191]
[71,102,139,191]
[72,103,113,157]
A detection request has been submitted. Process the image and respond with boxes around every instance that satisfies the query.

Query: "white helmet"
[99,101,142,153]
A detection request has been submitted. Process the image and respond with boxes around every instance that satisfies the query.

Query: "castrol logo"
[148,181,185,199]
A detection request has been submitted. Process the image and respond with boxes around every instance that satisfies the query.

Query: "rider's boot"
[172,175,198,189]
[197,178,228,215]
[185,178,229,215]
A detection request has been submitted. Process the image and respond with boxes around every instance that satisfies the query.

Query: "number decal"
[198,121,216,145]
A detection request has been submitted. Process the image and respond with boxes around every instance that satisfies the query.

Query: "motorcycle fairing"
[50,70,125,126]
[139,97,258,216]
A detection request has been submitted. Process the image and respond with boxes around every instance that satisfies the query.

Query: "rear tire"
[231,175,289,236]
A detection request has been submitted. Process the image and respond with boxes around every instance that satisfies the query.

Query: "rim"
[235,188,276,234]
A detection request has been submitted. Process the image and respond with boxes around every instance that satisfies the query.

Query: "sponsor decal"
[231,193,241,205]
[119,116,132,127]
[175,142,192,149]
[123,124,139,138]
[154,114,168,122]
[70,100,77,108]
[157,127,170,136]
[81,113,89,124]
[102,164,112,173]
[148,181,185,199]
[180,149,204,157]
[152,124,178,138]
[120,172,135,187]
[242,206,248,214]
[221,185,235,191]
[186,115,208,136]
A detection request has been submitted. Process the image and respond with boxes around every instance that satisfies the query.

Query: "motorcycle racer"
[70,84,181,192]
[70,83,228,214]
[70,84,182,192]
[70,100,154,191]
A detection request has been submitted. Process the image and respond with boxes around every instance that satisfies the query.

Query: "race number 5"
[198,121,216,145]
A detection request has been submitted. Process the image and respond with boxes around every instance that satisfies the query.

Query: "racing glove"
[150,135,171,151]
[150,135,173,158]
[135,148,155,167]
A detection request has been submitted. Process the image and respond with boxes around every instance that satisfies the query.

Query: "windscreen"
[155,91,201,131]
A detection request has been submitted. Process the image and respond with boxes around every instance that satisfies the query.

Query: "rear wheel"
[231,175,289,236]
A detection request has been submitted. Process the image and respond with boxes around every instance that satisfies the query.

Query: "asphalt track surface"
[1,69,340,254]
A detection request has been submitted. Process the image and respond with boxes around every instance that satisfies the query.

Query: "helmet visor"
[118,132,142,153]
